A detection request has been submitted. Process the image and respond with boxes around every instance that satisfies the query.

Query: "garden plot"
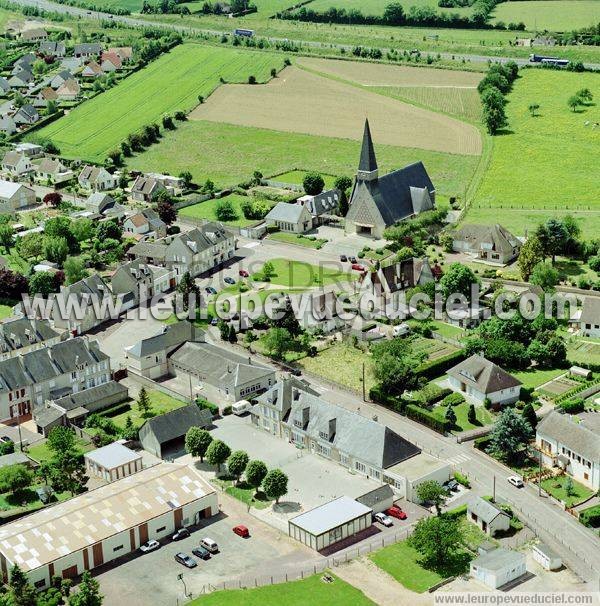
[412,336,459,361]
[538,375,578,398]
[189,66,482,156]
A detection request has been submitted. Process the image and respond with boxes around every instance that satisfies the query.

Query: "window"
[113,545,124,552]
[355,462,366,473]
[156,526,166,533]
[340,454,349,466]
[329,527,342,543]
[293,419,302,429]
[318,431,329,440]
[584,472,589,481]
[316,444,330,457]
[34,580,46,589]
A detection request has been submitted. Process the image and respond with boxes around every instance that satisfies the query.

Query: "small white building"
[84,441,143,482]
[391,453,452,503]
[532,542,562,571]
[467,496,511,537]
[446,354,522,407]
[288,496,372,551]
[470,547,527,589]
[265,202,313,234]
[577,298,600,338]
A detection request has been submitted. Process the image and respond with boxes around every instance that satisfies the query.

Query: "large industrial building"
[0,463,218,588]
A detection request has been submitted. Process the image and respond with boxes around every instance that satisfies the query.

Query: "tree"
[176,271,200,312]
[271,296,301,336]
[107,149,122,167]
[439,263,480,301]
[480,86,507,134]
[530,262,559,291]
[518,236,545,281]
[228,324,237,343]
[445,405,457,428]
[179,171,193,189]
[528,102,540,117]
[17,232,43,260]
[488,408,532,465]
[185,427,213,462]
[43,236,69,266]
[567,95,581,112]
[564,476,574,497]
[47,425,76,453]
[71,218,95,243]
[64,257,89,285]
[0,223,14,252]
[245,459,268,495]
[43,192,62,207]
[334,175,352,216]
[0,268,29,300]
[302,172,325,195]
[409,516,464,566]
[383,1,404,24]
[215,199,238,222]
[467,403,476,426]
[0,464,33,496]
[136,387,152,417]
[262,327,295,360]
[46,426,88,496]
[416,480,447,515]
[521,402,537,430]
[576,87,593,103]
[263,468,288,503]
[68,571,103,606]
[226,450,249,483]
[96,220,121,242]
[261,260,275,281]
[155,198,177,225]
[29,271,58,297]
[206,440,231,472]
[6,563,37,606]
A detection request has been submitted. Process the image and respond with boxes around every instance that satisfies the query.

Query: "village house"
[78,165,118,191]
[446,354,522,407]
[73,43,103,58]
[0,180,36,214]
[536,411,600,491]
[111,259,176,306]
[55,78,80,101]
[20,28,47,42]
[574,298,600,338]
[345,119,435,239]
[84,192,126,221]
[451,224,522,265]
[0,318,63,362]
[0,77,10,94]
[126,241,168,266]
[32,86,59,109]
[1,151,33,177]
[0,117,17,136]
[8,70,34,89]
[107,46,133,62]
[39,41,66,57]
[100,52,122,72]
[146,173,184,192]
[14,143,44,158]
[35,157,74,185]
[81,61,103,78]
[467,497,511,537]
[13,104,39,126]
[49,70,73,89]
[130,175,167,202]
[123,209,167,239]
[265,201,313,234]
[296,188,341,227]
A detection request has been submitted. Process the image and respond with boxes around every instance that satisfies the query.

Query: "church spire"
[357,118,378,182]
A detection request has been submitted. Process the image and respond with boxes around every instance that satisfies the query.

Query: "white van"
[232,400,250,415]
[200,537,219,553]
[392,323,411,337]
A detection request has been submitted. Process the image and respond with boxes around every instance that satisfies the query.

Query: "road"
[15,0,600,70]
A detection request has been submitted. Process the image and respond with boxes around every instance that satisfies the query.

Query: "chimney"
[293,388,300,401]
[301,406,310,429]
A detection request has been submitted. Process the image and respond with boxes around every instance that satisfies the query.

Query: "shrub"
[415,384,452,406]
[442,392,465,407]
[443,504,467,520]
[406,404,448,434]
[579,505,600,528]
[454,471,470,488]
[197,398,219,416]
[559,398,585,414]
[416,350,466,380]
[222,406,232,416]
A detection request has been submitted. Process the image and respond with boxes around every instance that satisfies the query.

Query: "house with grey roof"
[39,41,66,57]
[536,411,600,491]
[265,201,312,234]
[0,180,36,214]
[123,209,167,239]
[139,405,212,458]
[0,318,63,362]
[0,77,9,94]
[470,547,526,589]
[296,189,341,226]
[355,484,395,514]
[49,70,73,90]
[78,165,118,191]
[21,28,47,42]
[85,192,122,217]
[35,157,74,185]
[13,104,39,126]
[111,259,176,307]
[1,151,33,177]
[0,452,37,469]
[345,119,434,239]
[447,354,522,407]
[0,117,17,137]
[74,43,103,58]
[130,175,166,203]
[452,224,522,265]
[467,496,510,537]
[127,240,168,266]
[576,297,600,338]
[84,441,142,481]
[8,70,34,89]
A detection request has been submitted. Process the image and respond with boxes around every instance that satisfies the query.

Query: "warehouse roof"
[289,496,372,536]
[84,442,142,470]
[0,463,214,571]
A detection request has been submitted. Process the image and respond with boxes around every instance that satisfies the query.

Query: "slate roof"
[447,355,521,394]
[37,157,65,174]
[127,321,203,358]
[378,257,433,294]
[453,224,521,255]
[172,224,232,256]
[39,41,66,55]
[286,390,421,469]
[2,151,27,168]
[140,405,212,444]
[74,43,103,55]
[536,411,600,462]
[256,377,320,414]
[299,189,341,217]
[355,484,394,509]
[60,274,111,306]
[0,452,35,468]
[51,381,128,411]
[580,298,600,325]
[131,175,162,195]
[0,77,9,92]
[128,240,168,260]
[359,119,377,173]
[266,202,309,224]
[468,496,510,524]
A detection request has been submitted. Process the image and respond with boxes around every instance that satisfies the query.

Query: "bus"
[234,28,254,38]
[529,54,569,67]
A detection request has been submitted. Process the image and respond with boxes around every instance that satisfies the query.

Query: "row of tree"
[477,61,518,135]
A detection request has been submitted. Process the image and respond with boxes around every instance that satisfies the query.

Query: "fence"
[127,369,192,404]
[173,193,212,210]
[431,331,463,349]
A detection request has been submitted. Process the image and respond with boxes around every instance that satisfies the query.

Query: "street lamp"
[177,573,189,599]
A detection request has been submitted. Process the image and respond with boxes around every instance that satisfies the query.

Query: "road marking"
[243,242,260,249]
[446,453,471,465]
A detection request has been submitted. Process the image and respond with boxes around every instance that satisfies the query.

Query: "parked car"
[444,479,459,492]
[239,269,249,277]
[200,538,219,553]
[508,476,524,488]
[385,506,407,520]
[139,540,160,553]
[349,256,357,263]
[374,512,393,527]
[205,286,217,295]
[172,527,190,541]
[174,553,196,568]
[224,277,236,284]
[210,318,219,326]
[351,264,365,272]
[340,254,348,262]
[0,436,12,445]
[35,485,53,504]
[232,524,250,538]
[192,545,211,560]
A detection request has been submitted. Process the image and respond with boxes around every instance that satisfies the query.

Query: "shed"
[467,496,511,537]
[0,452,37,469]
[84,441,143,482]
[532,542,562,571]
[355,485,394,514]
[288,496,372,551]
[569,366,592,380]
[470,547,527,589]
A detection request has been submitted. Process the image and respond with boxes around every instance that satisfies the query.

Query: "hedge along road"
[34,44,282,162]
[12,0,600,70]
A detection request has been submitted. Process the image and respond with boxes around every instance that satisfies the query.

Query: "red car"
[232,524,250,538]
[239,269,249,277]
[386,506,407,520]
[351,263,365,272]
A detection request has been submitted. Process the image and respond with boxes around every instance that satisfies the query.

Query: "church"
[345,119,435,239]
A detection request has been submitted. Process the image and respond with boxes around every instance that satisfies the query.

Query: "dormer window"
[293,419,302,429]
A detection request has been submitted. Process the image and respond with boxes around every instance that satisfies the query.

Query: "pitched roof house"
[345,119,435,239]
[447,354,522,407]
[100,52,122,71]
[111,259,175,306]
[0,117,17,136]
[39,41,66,57]
[107,46,133,62]
[32,86,58,108]
[81,61,103,78]
[0,318,62,362]
[73,43,103,58]
[265,202,313,234]
[452,224,521,265]
[0,77,10,94]
[467,496,511,537]
[1,151,33,177]
[130,175,166,202]
[13,104,39,125]
[20,28,47,42]
[576,297,600,338]
[0,180,36,214]
[123,209,167,238]
[296,188,341,225]
[55,78,80,101]
[8,70,34,88]
[50,70,73,90]
[36,157,74,184]
[78,165,118,191]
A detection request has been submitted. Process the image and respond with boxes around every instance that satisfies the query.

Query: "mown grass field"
[308,0,474,17]
[189,573,375,605]
[470,69,600,238]
[127,120,480,193]
[87,0,143,10]
[254,258,356,287]
[179,194,270,227]
[34,44,282,162]
[491,0,600,30]
[274,170,337,189]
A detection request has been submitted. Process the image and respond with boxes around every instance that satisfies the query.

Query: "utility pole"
[538,450,542,496]
[362,362,366,402]
[16,405,23,452]
[493,475,496,502]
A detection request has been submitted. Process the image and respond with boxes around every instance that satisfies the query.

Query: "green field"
[34,44,282,162]
[128,120,479,193]
[274,170,337,190]
[267,232,328,249]
[511,367,566,389]
[254,258,356,287]
[307,0,474,17]
[179,194,271,227]
[85,0,143,10]
[491,0,600,30]
[470,69,600,238]
[188,573,375,605]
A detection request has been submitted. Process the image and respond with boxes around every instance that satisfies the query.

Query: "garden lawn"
[511,368,566,389]
[0,304,13,320]
[179,194,269,227]
[369,539,471,593]
[298,343,375,393]
[431,401,495,432]
[254,259,356,288]
[34,44,281,162]
[215,479,273,510]
[411,336,459,361]
[470,70,600,238]
[27,437,94,464]
[541,475,594,507]
[127,120,479,193]
[188,572,375,605]
[104,390,188,429]
[429,320,467,340]
[267,232,328,249]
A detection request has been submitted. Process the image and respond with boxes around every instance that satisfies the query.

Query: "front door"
[139,523,149,545]
[92,543,103,568]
